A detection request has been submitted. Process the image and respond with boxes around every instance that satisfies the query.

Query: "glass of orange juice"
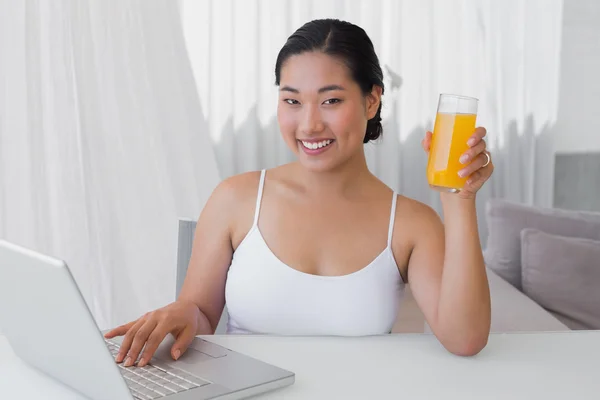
[427,93,479,193]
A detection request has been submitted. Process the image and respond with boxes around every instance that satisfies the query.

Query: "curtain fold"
[0,0,220,329]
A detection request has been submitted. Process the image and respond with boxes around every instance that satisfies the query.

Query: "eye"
[323,98,342,105]
[284,99,300,105]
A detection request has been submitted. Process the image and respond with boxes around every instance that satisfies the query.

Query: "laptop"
[0,239,295,400]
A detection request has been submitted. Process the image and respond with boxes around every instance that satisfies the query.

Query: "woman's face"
[277,51,381,172]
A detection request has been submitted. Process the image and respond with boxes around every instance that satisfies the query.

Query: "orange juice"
[427,112,477,192]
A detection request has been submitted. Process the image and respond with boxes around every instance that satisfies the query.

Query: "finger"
[466,170,483,186]
[123,319,158,367]
[467,127,487,147]
[459,140,487,165]
[104,321,136,339]
[116,318,145,363]
[137,323,172,367]
[422,131,433,152]
[170,324,197,361]
[421,138,431,152]
[458,152,490,179]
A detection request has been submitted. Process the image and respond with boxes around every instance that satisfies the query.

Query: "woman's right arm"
[104,174,250,367]
[177,176,239,334]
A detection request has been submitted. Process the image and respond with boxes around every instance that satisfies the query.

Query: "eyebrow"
[280,84,346,94]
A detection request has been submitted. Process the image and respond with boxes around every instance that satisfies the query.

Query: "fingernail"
[124,356,132,367]
[460,154,469,164]
[174,349,181,360]
[467,138,476,146]
[458,170,466,178]
[138,358,146,367]
[116,353,123,363]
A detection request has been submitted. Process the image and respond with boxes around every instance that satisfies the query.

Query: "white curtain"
[0,0,220,330]
[180,0,564,241]
[0,0,563,330]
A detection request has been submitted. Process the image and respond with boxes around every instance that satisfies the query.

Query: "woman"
[105,18,493,366]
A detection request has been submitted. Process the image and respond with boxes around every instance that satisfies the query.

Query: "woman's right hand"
[103,300,203,368]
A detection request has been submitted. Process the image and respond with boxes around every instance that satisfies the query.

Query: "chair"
[176,218,229,334]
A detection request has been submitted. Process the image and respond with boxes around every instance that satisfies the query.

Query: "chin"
[296,153,349,173]
[299,159,337,172]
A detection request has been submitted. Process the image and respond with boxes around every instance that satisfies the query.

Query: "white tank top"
[225,169,406,335]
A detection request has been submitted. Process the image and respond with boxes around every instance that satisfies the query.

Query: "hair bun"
[364,103,383,143]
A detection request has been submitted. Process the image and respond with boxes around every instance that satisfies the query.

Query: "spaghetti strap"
[252,169,266,227]
[387,192,398,248]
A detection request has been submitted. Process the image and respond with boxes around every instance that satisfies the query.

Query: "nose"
[299,104,325,136]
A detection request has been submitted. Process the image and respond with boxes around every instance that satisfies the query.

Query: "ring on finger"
[482,151,491,167]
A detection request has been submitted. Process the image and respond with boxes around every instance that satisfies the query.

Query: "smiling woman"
[275,19,385,174]
[275,48,382,173]
[105,18,493,366]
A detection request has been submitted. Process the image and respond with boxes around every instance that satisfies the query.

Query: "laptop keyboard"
[105,339,212,399]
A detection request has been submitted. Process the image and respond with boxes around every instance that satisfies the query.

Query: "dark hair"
[275,19,385,143]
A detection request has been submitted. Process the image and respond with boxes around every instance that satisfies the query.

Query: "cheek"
[277,108,297,137]
[325,104,366,140]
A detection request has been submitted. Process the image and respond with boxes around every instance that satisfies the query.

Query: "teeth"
[301,139,332,150]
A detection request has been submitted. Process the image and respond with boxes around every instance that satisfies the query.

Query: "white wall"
[555,0,600,153]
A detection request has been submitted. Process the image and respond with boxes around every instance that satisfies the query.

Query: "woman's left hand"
[422,127,494,200]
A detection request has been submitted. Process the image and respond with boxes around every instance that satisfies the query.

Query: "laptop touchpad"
[172,347,214,363]
[189,338,228,358]
[152,337,228,362]
[152,342,214,364]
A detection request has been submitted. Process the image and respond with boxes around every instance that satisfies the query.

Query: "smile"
[300,139,333,150]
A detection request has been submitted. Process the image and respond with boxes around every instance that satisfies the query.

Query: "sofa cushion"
[520,228,600,330]
[483,199,600,290]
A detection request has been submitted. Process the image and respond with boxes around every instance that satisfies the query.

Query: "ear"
[366,85,383,119]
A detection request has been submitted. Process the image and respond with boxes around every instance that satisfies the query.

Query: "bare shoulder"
[214,170,263,203]
[389,195,445,280]
[204,170,264,248]
[212,165,296,228]
[394,195,444,244]
[209,171,262,218]
[199,170,262,227]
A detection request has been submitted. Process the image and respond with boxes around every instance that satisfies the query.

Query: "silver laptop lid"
[0,240,133,400]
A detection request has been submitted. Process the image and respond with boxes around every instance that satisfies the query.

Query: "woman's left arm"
[408,127,493,357]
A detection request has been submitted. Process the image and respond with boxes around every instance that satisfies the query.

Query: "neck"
[295,150,373,197]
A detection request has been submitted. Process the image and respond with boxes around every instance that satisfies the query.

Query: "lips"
[299,139,334,150]
[298,139,335,156]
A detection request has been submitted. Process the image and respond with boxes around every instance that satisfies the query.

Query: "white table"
[1,331,598,399]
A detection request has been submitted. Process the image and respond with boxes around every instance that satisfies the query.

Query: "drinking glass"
[426,93,479,193]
